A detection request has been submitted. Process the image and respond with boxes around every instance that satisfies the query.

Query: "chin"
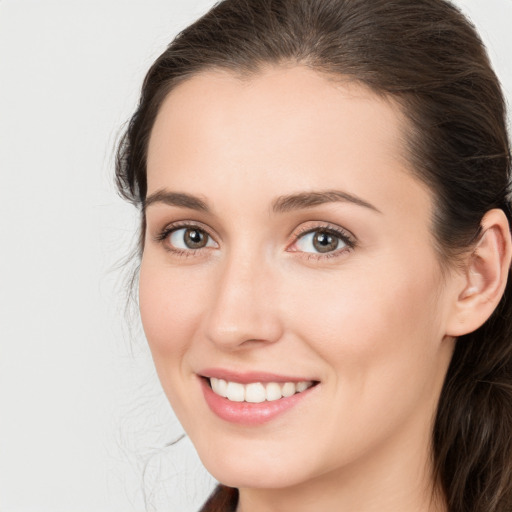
[204,462,307,490]
[194,437,321,490]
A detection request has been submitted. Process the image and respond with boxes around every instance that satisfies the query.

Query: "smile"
[201,373,319,425]
[209,377,315,403]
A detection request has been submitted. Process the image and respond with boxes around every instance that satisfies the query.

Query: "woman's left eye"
[292,228,353,255]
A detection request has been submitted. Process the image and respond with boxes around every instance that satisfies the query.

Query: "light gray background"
[0,1,511,511]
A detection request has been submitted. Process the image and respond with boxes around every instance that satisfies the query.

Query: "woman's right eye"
[165,227,217,251]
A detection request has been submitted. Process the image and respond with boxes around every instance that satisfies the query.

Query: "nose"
[203,250,284,351]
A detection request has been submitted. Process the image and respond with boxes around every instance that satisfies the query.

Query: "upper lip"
[198,368,318,384]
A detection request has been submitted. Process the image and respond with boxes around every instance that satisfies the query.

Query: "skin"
[139,66,508,511]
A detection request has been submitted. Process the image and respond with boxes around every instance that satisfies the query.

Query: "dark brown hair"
[116,1,512,510]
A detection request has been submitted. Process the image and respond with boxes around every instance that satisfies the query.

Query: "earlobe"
[446,209,512,337]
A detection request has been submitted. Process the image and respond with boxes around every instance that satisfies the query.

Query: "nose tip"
[203,261,283,350]
[205,296,284,350]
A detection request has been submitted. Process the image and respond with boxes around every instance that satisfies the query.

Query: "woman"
[116,0,512,510]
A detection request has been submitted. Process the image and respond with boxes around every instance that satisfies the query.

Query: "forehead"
[146,65,429,219]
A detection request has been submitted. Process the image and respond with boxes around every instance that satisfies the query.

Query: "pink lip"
[199,374,318,426]
[199,368,314,384]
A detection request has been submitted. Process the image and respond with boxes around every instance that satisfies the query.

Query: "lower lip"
[200,378,317,425]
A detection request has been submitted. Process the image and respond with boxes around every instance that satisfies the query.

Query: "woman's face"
[140,66,458,491]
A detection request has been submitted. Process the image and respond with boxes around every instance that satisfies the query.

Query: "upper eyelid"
[154,220,218,241]
[292,222,356,243]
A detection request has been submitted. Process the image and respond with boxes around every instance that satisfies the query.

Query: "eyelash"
[154,221,216,257]
[291,224,356,260]
[154,221,356,260]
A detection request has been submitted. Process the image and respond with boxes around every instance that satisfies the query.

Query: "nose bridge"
[204,241,283,349]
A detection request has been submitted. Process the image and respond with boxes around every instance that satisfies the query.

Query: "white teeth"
[209,378,314,402]
[265,382,282,401]
[296,381,309,393]
[245,382,266,403]
[226,381,245,402]
[281,382,296,397]
[210,377,228,397]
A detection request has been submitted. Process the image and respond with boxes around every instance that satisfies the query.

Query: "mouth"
[203,376,318,403]
[199,372,320,425]
[197,368,320,426]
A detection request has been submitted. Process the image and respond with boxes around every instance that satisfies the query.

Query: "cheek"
[278,259,449,468]
[285,256,446,393]
[138,257,208,366]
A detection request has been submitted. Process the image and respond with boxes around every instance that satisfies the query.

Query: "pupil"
[185,229,206,248]
[313,231,337,253]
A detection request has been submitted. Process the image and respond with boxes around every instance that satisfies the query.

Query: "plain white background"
[0,1,511,511]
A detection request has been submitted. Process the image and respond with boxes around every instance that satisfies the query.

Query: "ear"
[446,209,512,337]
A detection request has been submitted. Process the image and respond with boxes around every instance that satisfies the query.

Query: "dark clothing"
[199,485,239,512]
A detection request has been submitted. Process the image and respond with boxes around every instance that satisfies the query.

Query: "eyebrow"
[144,190,209,212]
[143,188,380,214]
[272,190,381,214]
